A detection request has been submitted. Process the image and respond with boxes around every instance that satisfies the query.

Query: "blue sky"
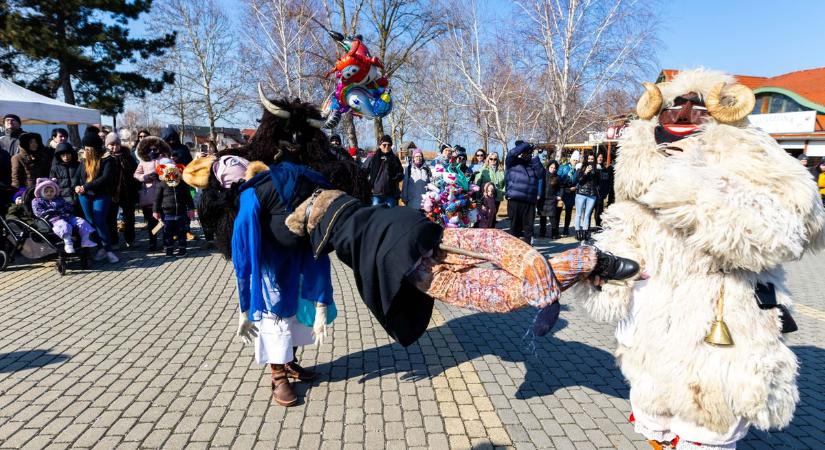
[480,0,825,79]
[653,0,825,78]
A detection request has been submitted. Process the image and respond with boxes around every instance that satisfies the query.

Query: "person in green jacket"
[474,152,505,225]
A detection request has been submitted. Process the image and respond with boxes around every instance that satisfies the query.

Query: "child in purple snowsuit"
[31,178,96,253]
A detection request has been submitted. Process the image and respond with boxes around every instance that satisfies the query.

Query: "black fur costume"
[199,98,371,258]
[199,97,442,346]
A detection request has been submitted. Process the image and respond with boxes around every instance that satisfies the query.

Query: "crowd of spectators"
[1,113,656,270]
[1,113,201,264]
[353,134,616,246]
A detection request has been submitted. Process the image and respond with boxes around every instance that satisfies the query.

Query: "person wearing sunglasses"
[475,152,505,224]
[367,135,404,207]
[132,129,150,162]
[471,149,486,174]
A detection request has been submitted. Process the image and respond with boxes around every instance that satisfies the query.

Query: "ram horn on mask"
[306,108,343,130]
[257,83,291,119]
[636,82,663,120]
[706,82,756,124]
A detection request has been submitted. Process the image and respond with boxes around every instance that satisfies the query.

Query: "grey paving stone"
[0,240,821,450]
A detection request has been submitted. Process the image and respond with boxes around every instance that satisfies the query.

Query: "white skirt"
[633,405,749,448]
[253,315,314,365]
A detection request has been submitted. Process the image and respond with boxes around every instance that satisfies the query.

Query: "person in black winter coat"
[539,160,562,239]
[572,154,600,241]
[104,132,140,248]
[76,133,120,262]
[50,143,82,205]
[368,135,404,207]
[593,153,614,228]
[153,165,195,257]
[504,141,541,244]
[161,126,193,166]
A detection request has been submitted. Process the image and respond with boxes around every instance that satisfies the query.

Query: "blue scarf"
[269,161,331,212]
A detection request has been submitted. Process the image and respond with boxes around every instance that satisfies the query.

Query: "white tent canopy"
[0,77,100,125]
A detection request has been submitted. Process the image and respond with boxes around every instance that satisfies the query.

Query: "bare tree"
[516,0,658,159]
[140,42,202,139]
[443,0,537,155]
[150,0,247,150]
[364,0,447,143]
[243,0,329,100]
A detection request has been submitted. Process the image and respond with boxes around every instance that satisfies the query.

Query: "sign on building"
[747,110,816,133]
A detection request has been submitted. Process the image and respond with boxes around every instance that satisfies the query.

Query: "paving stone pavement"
[0,232,823,449]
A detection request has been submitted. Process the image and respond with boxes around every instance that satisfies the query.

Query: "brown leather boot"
[285,347,318,381]
[270,364,297,407]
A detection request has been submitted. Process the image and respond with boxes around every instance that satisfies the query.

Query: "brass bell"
[705,319,734,346]
[704,281,734,346]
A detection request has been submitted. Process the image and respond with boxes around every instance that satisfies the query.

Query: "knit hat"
[570,150,581,161]
[797,153,808,161]
[54,142,74,157]
[34,178,60,199]
[3,113,20,123]
[213,155,249,188]
[81,132,103,150]
[380,134,392,145]
[104,132,120,146]
[182,155,215,189]
[330,134,342,145]
[412,148,423,157]
[348,147,358,157]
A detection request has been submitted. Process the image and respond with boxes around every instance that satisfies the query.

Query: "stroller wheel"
[0,250,8,271]
[56,258,66,275]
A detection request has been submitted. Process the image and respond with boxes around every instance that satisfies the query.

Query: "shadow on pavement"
[316,307,628,402]
[0,349,70,374]
[315,317,822,449]
[740,345,825,449]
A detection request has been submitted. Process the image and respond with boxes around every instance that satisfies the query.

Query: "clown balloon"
[322,31,392,126]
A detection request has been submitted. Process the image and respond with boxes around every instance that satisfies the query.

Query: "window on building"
[752,96,766,114]
[755,93,811,114]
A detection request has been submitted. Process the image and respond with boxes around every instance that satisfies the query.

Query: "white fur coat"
[583,69,825,434]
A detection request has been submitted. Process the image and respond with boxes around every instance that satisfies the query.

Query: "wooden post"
[607,141,613,166]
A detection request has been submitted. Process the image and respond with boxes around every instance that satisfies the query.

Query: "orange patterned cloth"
[409,228,597,313]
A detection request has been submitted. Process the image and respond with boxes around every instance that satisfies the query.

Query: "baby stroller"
[1,186,90,275]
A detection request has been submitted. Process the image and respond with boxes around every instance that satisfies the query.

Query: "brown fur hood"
[135,136,173,162]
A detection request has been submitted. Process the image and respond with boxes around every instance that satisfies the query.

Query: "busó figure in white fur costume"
[582,68,825,449]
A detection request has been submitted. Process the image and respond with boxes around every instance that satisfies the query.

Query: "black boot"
[285,347,318,381]
[592,250,640,281]
[584,229,592,242]
[575,230,583,241]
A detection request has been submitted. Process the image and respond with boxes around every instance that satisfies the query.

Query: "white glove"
[237,310,258,345]
[313,304,328,346]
